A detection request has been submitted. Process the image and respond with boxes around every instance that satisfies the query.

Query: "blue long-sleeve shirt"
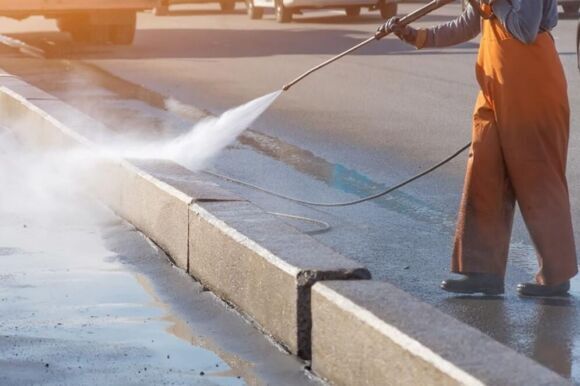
[423,0,558,47]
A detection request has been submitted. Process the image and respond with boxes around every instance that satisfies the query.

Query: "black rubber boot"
[441,273,504,295]
[517,280,570,297]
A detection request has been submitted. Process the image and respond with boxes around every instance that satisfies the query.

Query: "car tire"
[275,0,292,23]
[345,6,361,16]
[220,0,236,12]
[563,3,580,15]
[246,0,264,19]
[379,1,397,19]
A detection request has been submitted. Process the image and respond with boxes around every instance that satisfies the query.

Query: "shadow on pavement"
[292,13,460,25]
[158,8,247,16]
[154,4,461,24]
[5,28,478,60]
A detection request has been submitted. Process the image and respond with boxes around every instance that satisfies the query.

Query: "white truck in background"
[155,0,239,14]
[246,0,398,23]
[0,0,157,45]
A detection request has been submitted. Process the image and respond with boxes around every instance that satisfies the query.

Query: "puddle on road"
[0,134,250,385]
[0,221,248,385]
[134,274,261,385]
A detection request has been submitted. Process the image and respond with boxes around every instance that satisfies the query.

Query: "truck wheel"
[220,0,236,12]
[345,6,361,16]
[275,0,292,22]
[379,1,397,19]
[246,0,264,19]
[563,3,580,15]
[109,13,137,45]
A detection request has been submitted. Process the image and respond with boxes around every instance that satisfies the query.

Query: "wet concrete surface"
[1,4,580,382]
[0,132,319,385]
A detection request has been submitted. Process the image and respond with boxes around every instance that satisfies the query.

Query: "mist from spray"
[123,90,282,171]
[0,129,100,226]
[0,90,281,225]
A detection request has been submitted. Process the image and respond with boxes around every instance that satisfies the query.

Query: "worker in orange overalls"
[380,0,577,296]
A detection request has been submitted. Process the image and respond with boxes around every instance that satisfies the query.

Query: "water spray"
[157,0,469,231]
[204,0,471,215]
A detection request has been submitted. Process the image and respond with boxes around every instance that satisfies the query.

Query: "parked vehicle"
[155,0,240,14]
[0,0,156,45]
[246,0,398,23]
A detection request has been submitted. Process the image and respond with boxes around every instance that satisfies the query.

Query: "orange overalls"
[451,13,578,285]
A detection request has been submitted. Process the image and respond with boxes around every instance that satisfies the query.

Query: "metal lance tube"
[281,0,455,91]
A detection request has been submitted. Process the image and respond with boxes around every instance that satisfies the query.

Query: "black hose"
[204,142,471,207]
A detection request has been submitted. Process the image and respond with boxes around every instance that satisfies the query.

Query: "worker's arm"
[492,0,550,44]
[422,4,481,48]
[380,5,481,49]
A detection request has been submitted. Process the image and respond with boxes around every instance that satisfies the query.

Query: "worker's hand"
[377,17,418,45]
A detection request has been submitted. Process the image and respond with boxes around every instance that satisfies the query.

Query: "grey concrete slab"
[0,87,91,150]
[311,280,569,386]
[106,160,192,270]
[130,158,243,202]
[189,200,371,358]
[23,98,112,138]
[101,160,245,271]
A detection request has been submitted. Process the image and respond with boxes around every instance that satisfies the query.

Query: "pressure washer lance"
[207,0,471,230]
[282,0,455,91]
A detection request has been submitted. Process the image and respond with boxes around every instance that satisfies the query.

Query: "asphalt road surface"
[1,2,579,382]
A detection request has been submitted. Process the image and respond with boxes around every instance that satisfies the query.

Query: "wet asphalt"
[0,132,319,385]
[1,3,580,382]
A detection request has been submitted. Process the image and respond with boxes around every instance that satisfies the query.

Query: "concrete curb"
[0,76,370,360]
[311,281,570,386]
[189,201,369,357]
[0,73,569,385]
